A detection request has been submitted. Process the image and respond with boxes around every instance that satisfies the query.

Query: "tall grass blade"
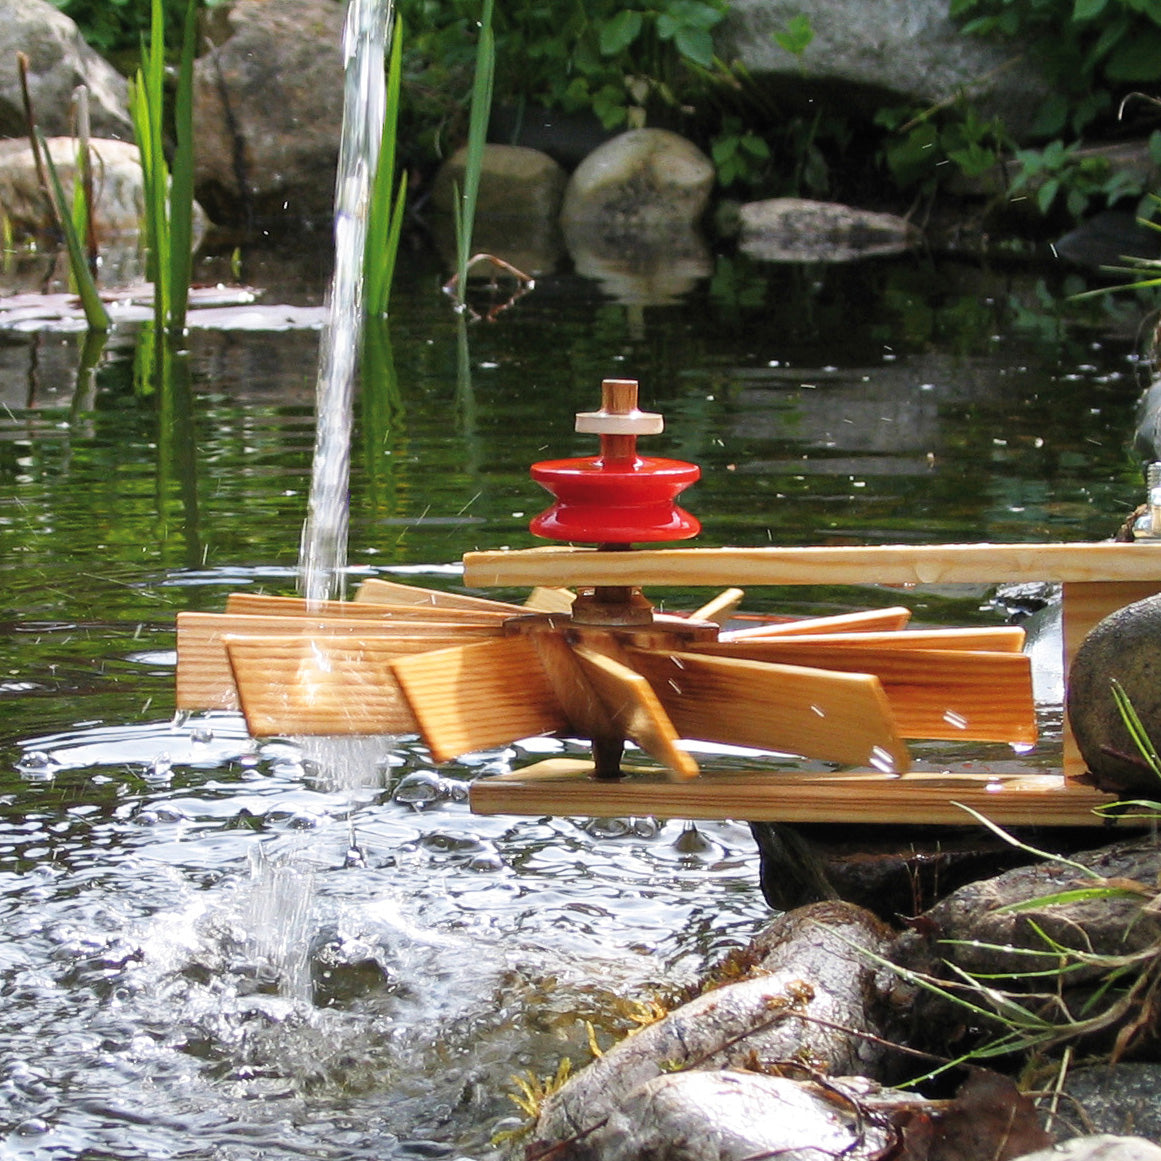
[364,13,406,317]
[453,0,495,304]
[167,0,200,335]
[37,129,108,331]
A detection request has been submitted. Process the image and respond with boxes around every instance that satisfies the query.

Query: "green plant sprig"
[364,12,408,318]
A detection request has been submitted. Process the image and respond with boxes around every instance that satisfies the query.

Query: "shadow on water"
[0,231,1156,1157]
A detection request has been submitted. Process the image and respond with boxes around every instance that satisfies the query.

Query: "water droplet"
[868,746,898,775]
[18,750,54,778]
[942,709,969,730]
[809,704,826,718]
[189,725,214,744]
[146,753,174,781]
[393,770,445,807]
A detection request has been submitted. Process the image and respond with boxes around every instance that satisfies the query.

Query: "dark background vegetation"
[48,0,1161,226]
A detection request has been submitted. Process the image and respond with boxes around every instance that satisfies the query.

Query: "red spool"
[529,455,701,544]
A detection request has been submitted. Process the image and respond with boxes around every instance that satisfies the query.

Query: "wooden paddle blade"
[225,634,423,736]
[688,588,745,625]
[692,640,1036,743]
[354,577,524,614]
[721,606,913,639]
[225,591,511,623]
[627,648,911,773]
[523,587,576,613]
[176,611,501,712]
[390,636,567,763]
[571,646,699,780]
[715,625,1026,652]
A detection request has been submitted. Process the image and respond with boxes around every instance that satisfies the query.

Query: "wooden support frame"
[463,542,1161,826]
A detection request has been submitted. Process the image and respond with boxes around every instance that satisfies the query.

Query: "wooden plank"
[175,610,500,711]
[225,635,422,736]
[354,576,524,613]
[523,587,576,613]
[464,542,1161,589]
[390,637,568,763]
[226,591,511,623]
[688,588,745,624]
[572,646,699,780]
[724,606,912,638]
[626,649,912,773]
[717,625,1026,652]
[691,641,1035,743]
[468,760,1121,827]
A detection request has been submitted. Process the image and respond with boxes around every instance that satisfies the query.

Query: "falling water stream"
[299,0,392,605]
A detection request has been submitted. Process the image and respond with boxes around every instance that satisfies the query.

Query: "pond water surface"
[0,237,1152,1159]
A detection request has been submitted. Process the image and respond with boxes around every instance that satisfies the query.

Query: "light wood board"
[463,542,1161,589]
[468,759,1123,827]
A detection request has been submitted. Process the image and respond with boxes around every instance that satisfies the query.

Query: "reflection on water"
[0,240,1153,1156]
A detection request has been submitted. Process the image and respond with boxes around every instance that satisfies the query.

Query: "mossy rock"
[1066,593,1161,795]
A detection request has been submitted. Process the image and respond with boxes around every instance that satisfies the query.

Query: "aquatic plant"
[130,0,198,335]
[363,13,407,318]
[36,130,109,331]
[449,0,495,311]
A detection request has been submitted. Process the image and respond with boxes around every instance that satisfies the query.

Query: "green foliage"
[364,16,408,318]
[398,0,728,141]
[37,130,109,331]
[1008,137,1143,217]
[130,0,198,335]
[951,0,1161,138]
[876,103,1009,194]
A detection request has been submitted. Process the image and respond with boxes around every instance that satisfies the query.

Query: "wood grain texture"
[468,759,1121,826]
[226,591,511,622]
[689,641,1036,743]
[724,606,912,638]
[572,646,699,780]
[463,543,1161,589]
[354,577,524,613]
[176,610,500,711]
[626,648,912,773]
[390,636,568,763]
[225,635,422,736]
[716,626,1026,651]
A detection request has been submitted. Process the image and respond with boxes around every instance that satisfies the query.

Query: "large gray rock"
[0,0,131,140]
[192,0,346,228]
[432,143,566,222]
[560,128,714,230]
[534,902,895,1144]
[718,0,1050,142]
[1067,593,1161,794]
[0,137,144,238]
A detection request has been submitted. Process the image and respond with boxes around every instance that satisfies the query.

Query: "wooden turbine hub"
[174,379,1161,827]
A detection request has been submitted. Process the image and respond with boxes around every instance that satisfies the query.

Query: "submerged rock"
[738,198,919,263]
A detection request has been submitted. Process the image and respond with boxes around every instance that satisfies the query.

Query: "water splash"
[299,0,395,604]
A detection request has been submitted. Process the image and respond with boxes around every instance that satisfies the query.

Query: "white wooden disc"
[575,409,664,435]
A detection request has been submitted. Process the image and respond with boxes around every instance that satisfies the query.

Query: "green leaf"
[599,9,642,56]
[773,13,813,57]
[1073,0,1108,19]
[1106,26,1161,80]
[673,24,714,66]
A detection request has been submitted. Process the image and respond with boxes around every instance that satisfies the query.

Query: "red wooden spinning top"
[529,378,700,545]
